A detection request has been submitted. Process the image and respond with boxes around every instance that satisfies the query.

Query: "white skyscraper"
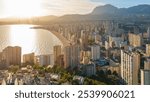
[121,50,140,85]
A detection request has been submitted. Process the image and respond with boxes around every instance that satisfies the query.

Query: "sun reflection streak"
[10,25,36,54]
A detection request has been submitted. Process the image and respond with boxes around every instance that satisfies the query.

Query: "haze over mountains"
[1,4,150,24]
[92,4,150,15]
[57,4,150,21]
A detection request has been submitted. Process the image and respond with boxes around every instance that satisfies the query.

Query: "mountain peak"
[96,4,117,9]
[104,4,115,7]
[91,4,118,15]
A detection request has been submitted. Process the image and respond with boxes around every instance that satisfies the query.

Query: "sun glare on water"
[4,0,42,18]
[10,25,36,54]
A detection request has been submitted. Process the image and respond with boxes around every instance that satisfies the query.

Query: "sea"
[0,24,62,55]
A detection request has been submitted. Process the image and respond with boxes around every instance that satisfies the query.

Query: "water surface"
[0,25,62,55]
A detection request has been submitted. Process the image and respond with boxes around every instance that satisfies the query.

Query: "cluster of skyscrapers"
[0,20,150,85]
[46,21,150,85]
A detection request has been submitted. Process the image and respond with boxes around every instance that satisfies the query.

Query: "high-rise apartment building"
[141,58,150,85]
[35,54,52,67]
[91,45,100,60]
[57,55,64,67]
[64,46,71,69]
[0,52,6,69]
[146,44,150,56]
[128,33,142,47]
[23,53,35,65]
[80,50,91,64]
[147,27,150,40]
[80,30,88,49]
[64,44,80,69]
[2,46,21,67]
[121,50,140,85]
[53,45,61,65]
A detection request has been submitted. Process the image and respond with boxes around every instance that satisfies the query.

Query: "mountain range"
[41,4,150,22]
[91,4,150,15]
[1,4,150,24]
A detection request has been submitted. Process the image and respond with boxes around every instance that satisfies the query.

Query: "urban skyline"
[1,19,150,85]
[0,1,150,85]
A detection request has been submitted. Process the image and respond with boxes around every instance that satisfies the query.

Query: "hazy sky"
[0,0,150,18]
[91,0,150,8]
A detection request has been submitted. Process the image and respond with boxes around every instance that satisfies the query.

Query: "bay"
[0,24,62,55]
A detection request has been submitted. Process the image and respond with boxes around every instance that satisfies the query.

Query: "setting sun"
[4,0,42,18]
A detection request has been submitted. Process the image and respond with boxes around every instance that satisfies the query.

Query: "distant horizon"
[0,0,150,18]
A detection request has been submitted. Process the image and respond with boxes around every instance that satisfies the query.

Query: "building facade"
[147,27,150,40]
[91,45,100,61]
[141,69,150,85]
[64,44,80,69]
[35,54,53,67]
[146,44,150,56]
[53,45,61,65]
[144,58,150,70]
[128,33,142,47]
[23,53,35,65]
[121,50,140,85]
[2,46,21,68]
